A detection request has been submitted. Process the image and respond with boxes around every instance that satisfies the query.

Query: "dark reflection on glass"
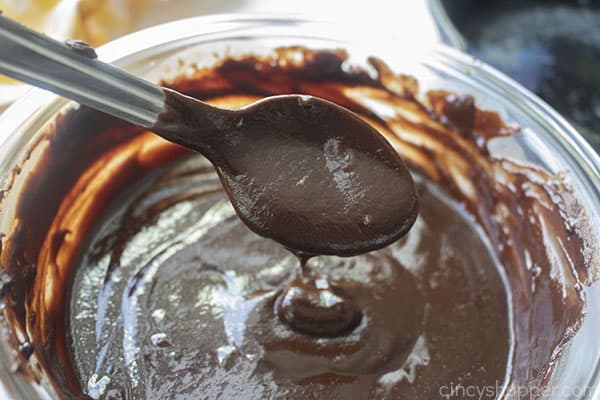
[440,0,600,151]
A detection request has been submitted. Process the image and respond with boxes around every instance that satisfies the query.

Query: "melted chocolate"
[275,271,363,337]
[0,48,597,400]
[153,90,418,257]
[65,40,98,60]
[67,161,507,398]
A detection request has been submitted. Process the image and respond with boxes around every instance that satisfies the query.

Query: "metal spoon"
[0,15,417,257]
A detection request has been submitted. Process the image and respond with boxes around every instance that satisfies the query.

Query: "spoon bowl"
[155,92,418,256]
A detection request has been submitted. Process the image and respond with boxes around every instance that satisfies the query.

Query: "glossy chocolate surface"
[0,48,596,399]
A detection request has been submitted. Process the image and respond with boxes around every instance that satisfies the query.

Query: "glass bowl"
[0,15,599,400]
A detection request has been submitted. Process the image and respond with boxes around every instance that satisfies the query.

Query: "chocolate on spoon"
[0,15,418,258]
[154,90,417,256]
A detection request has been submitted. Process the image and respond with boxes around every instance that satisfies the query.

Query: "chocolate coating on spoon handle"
[65,40,98,60]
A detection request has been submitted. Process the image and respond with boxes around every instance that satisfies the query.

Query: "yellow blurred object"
[0,0,149,84]
[0,0,149,45]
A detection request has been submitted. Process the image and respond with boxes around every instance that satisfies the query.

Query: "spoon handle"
[0,15,164,128]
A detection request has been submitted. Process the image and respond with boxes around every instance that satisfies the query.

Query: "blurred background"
[431,0,600,152]
[0,0,440,110]
[0,0,598,151]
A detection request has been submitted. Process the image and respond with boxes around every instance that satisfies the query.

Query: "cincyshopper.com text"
[438,381,594,399]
